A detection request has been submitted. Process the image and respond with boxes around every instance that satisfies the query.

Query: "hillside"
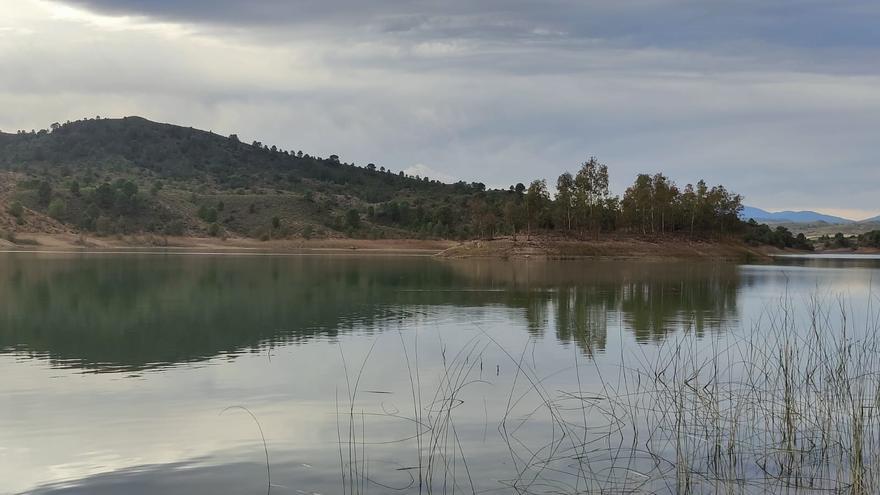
[740,206,853,225]
[0,117,489,240]
[778,220,880,238]
[0,116,819,254]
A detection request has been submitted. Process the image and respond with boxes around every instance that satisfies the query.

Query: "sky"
[1,1,878,219]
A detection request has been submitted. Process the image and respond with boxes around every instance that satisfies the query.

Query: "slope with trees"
[0,116,799,251]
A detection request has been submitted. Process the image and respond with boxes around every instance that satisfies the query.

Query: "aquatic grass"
[220,405,272,495]
[334,291,880,494]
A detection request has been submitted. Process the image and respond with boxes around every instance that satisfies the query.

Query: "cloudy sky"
[1,1,878,218]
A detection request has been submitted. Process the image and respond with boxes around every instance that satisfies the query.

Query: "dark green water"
[1,252,878,494]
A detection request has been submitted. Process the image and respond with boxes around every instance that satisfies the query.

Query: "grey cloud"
[58,0,880,51]
[3,0,879,214]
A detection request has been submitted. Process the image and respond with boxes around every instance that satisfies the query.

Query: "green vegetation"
[7,201,24,224]
[742,220,814,250]
[859,230,880,248]
[337,294,880,494]
[816,231,880,250]
[0,116,794,247]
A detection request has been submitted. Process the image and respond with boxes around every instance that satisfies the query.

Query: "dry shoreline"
[437,236,778,261]
[0,232,801,261]
[0,233,454,255]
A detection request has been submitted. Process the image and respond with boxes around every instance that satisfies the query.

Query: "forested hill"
[0,116,489,239]
[0,116,811,249]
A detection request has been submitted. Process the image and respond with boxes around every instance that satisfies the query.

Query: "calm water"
[1,252,878,494]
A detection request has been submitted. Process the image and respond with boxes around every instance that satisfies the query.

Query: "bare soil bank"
[0,233,454,254]
[0,233,809,261]
[437,235,777,261]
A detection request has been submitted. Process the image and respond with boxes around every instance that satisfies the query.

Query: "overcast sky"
[1,1,878,219]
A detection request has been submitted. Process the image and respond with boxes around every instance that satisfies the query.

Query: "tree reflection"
[0,255,740,371]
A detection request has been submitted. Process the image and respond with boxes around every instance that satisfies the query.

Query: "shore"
[0,232,798,261]
[0,232,455,254]
[437,236,778,261]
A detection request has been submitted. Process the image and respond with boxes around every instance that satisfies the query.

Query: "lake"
[2,252,879,494]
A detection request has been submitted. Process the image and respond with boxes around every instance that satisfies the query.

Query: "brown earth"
[0,231,455,254]
[0,231,778,261]
[0,171,73,237]
[814,247,880,255]
[437,235,777,262]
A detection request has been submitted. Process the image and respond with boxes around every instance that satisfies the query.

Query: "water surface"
[1,253,878,494]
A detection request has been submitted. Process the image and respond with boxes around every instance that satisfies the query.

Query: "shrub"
[8,201,24,221]
[198,205,218,223]
[163,220,185,236]
[346,209,361,230]
[47,198,66,220]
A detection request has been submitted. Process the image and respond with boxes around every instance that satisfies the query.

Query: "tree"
[651,173,677,234]
[8,201,24,224]
[555,172,575,231]
[621,174,653,234]
[198,206,218,223]
[37,181,52,206]
[503,199,524,240]
[119,180,138,199]
[113,194,138,217]
[48,199,65,220]
[468,196,496,239]
[346,209,361,230]
[272,216,281,229]
[70,180,81,197]
[525,179,549,239]
[859,231,880,248]
[574,157,610,236]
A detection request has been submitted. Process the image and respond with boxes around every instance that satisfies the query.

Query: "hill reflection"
[0,254,740,371]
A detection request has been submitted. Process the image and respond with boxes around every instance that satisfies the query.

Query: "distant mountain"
[861,215,880,223]
[741,206,853,225]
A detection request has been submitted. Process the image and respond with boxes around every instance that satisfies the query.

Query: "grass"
[334,290,880,494]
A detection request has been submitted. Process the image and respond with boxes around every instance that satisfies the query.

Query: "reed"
[335,292,880,494]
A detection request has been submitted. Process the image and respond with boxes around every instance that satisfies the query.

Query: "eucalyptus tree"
[525,179,550,239]
[556,172,575,232]
[574,157,610,236]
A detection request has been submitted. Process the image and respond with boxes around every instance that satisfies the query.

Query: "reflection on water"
[1,253,878,494]
[0,254,739,371]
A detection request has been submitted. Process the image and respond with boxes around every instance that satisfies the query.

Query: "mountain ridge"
[741,206,855,225]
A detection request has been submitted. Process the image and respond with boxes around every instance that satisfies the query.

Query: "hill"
[0,116,804,254]
[0,116,489,240]
[776,220,880,238]
[740,206,853,224]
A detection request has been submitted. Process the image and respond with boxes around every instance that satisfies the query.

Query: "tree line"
[411,156,747,241]
[4,117,783,244]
